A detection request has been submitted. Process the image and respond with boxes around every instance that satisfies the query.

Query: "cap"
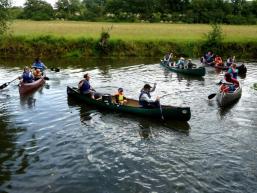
[180,57,185,60]
[118,88,123,92]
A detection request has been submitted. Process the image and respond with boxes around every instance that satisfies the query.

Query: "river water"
[0,58,257,193]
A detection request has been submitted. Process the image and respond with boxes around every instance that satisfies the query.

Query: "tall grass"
[10,20,257,42]
[1,20,256,58]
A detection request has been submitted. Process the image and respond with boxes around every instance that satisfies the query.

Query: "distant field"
[10,20,257,42]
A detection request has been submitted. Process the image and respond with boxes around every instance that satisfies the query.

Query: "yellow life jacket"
[115,93,124,102]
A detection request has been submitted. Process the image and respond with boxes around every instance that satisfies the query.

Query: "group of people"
[78,73,160,109]
[20,58,47,83]
[163,53,196,69]
[201,51,236,67]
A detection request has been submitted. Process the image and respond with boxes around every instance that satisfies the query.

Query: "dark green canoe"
[160,60,206,76]
[67,86,191,121]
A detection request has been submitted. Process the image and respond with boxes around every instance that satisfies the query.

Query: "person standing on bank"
[139,83,160,108]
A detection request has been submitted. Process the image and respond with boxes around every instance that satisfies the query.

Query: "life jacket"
[139,91,151,106]
[80,80,91,93]
[215,57,223,65]
[22,72,33,83]
[115,93,125,103]
[228,68,238,79]
[220,84,229,93]
[33,69,42,79]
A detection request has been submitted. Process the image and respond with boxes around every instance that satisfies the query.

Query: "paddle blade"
[208,93,216,99]
[0,83,8,90]
[50,67,60,72]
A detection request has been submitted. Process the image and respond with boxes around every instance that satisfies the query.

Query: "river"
[0,58,257,193]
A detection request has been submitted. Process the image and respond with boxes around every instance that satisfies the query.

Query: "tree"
[22,0,54,20]
[0,0,11,35]
[55,0,83,20]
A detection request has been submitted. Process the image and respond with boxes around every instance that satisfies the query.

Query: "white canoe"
[216,83,242,107]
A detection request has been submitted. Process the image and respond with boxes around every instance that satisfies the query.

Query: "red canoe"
[19,77,45,95]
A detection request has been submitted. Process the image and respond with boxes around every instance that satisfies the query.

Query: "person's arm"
[150,83,156,92]
[78,80,83,88]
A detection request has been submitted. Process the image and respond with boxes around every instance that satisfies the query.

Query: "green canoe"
[160,60,206,76]
[67,86,191,121]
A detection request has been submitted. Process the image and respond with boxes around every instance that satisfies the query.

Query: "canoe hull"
[67,86,191,121]
[202,61,247,74]
[160,61,206,76]
[19,77,45,95]
[216,84,242,107]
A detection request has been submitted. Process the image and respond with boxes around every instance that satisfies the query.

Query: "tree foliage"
[20,0,54,20]
[9,0,257,24]
[0,0,10,35]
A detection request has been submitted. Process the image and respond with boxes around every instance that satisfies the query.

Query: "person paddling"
[139,83,160,108]
[227,63,238,79]
[32,58,47,72]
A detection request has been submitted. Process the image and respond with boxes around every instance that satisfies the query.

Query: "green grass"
[10,20,257,43]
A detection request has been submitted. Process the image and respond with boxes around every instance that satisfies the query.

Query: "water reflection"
[217,100,240,119]
[0,111,27,187]
[1,58,257,193]
[20,94,36,109]
[138,120,153,139]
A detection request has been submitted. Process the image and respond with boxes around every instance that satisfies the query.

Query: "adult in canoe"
[78,73,96,98]
[227,63,238,79]
[139,83,160,108]
[32,58,47,72]
[226,56,235,67]
[201,51,214,65]
[163,52,173,62]
[175,57,186,69]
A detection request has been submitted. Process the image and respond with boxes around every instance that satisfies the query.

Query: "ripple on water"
[1,61,257,193]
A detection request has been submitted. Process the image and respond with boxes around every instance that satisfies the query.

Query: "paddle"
[50,67,60,72]
[158,98,164,120]
[0,77,19,90]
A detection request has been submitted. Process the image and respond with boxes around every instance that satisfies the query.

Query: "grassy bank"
[1,20,257,58]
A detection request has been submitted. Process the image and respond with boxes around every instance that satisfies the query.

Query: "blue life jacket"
[22,72,33,83]
[139,91,151,106]
[228,68,238,79]
[81,80,91,93]
[228,85,236,92]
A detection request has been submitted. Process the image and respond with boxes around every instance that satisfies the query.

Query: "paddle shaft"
[159,100,164,120]
[0,77,18,90]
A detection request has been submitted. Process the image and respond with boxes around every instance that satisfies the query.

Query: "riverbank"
[1,20,257,59]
